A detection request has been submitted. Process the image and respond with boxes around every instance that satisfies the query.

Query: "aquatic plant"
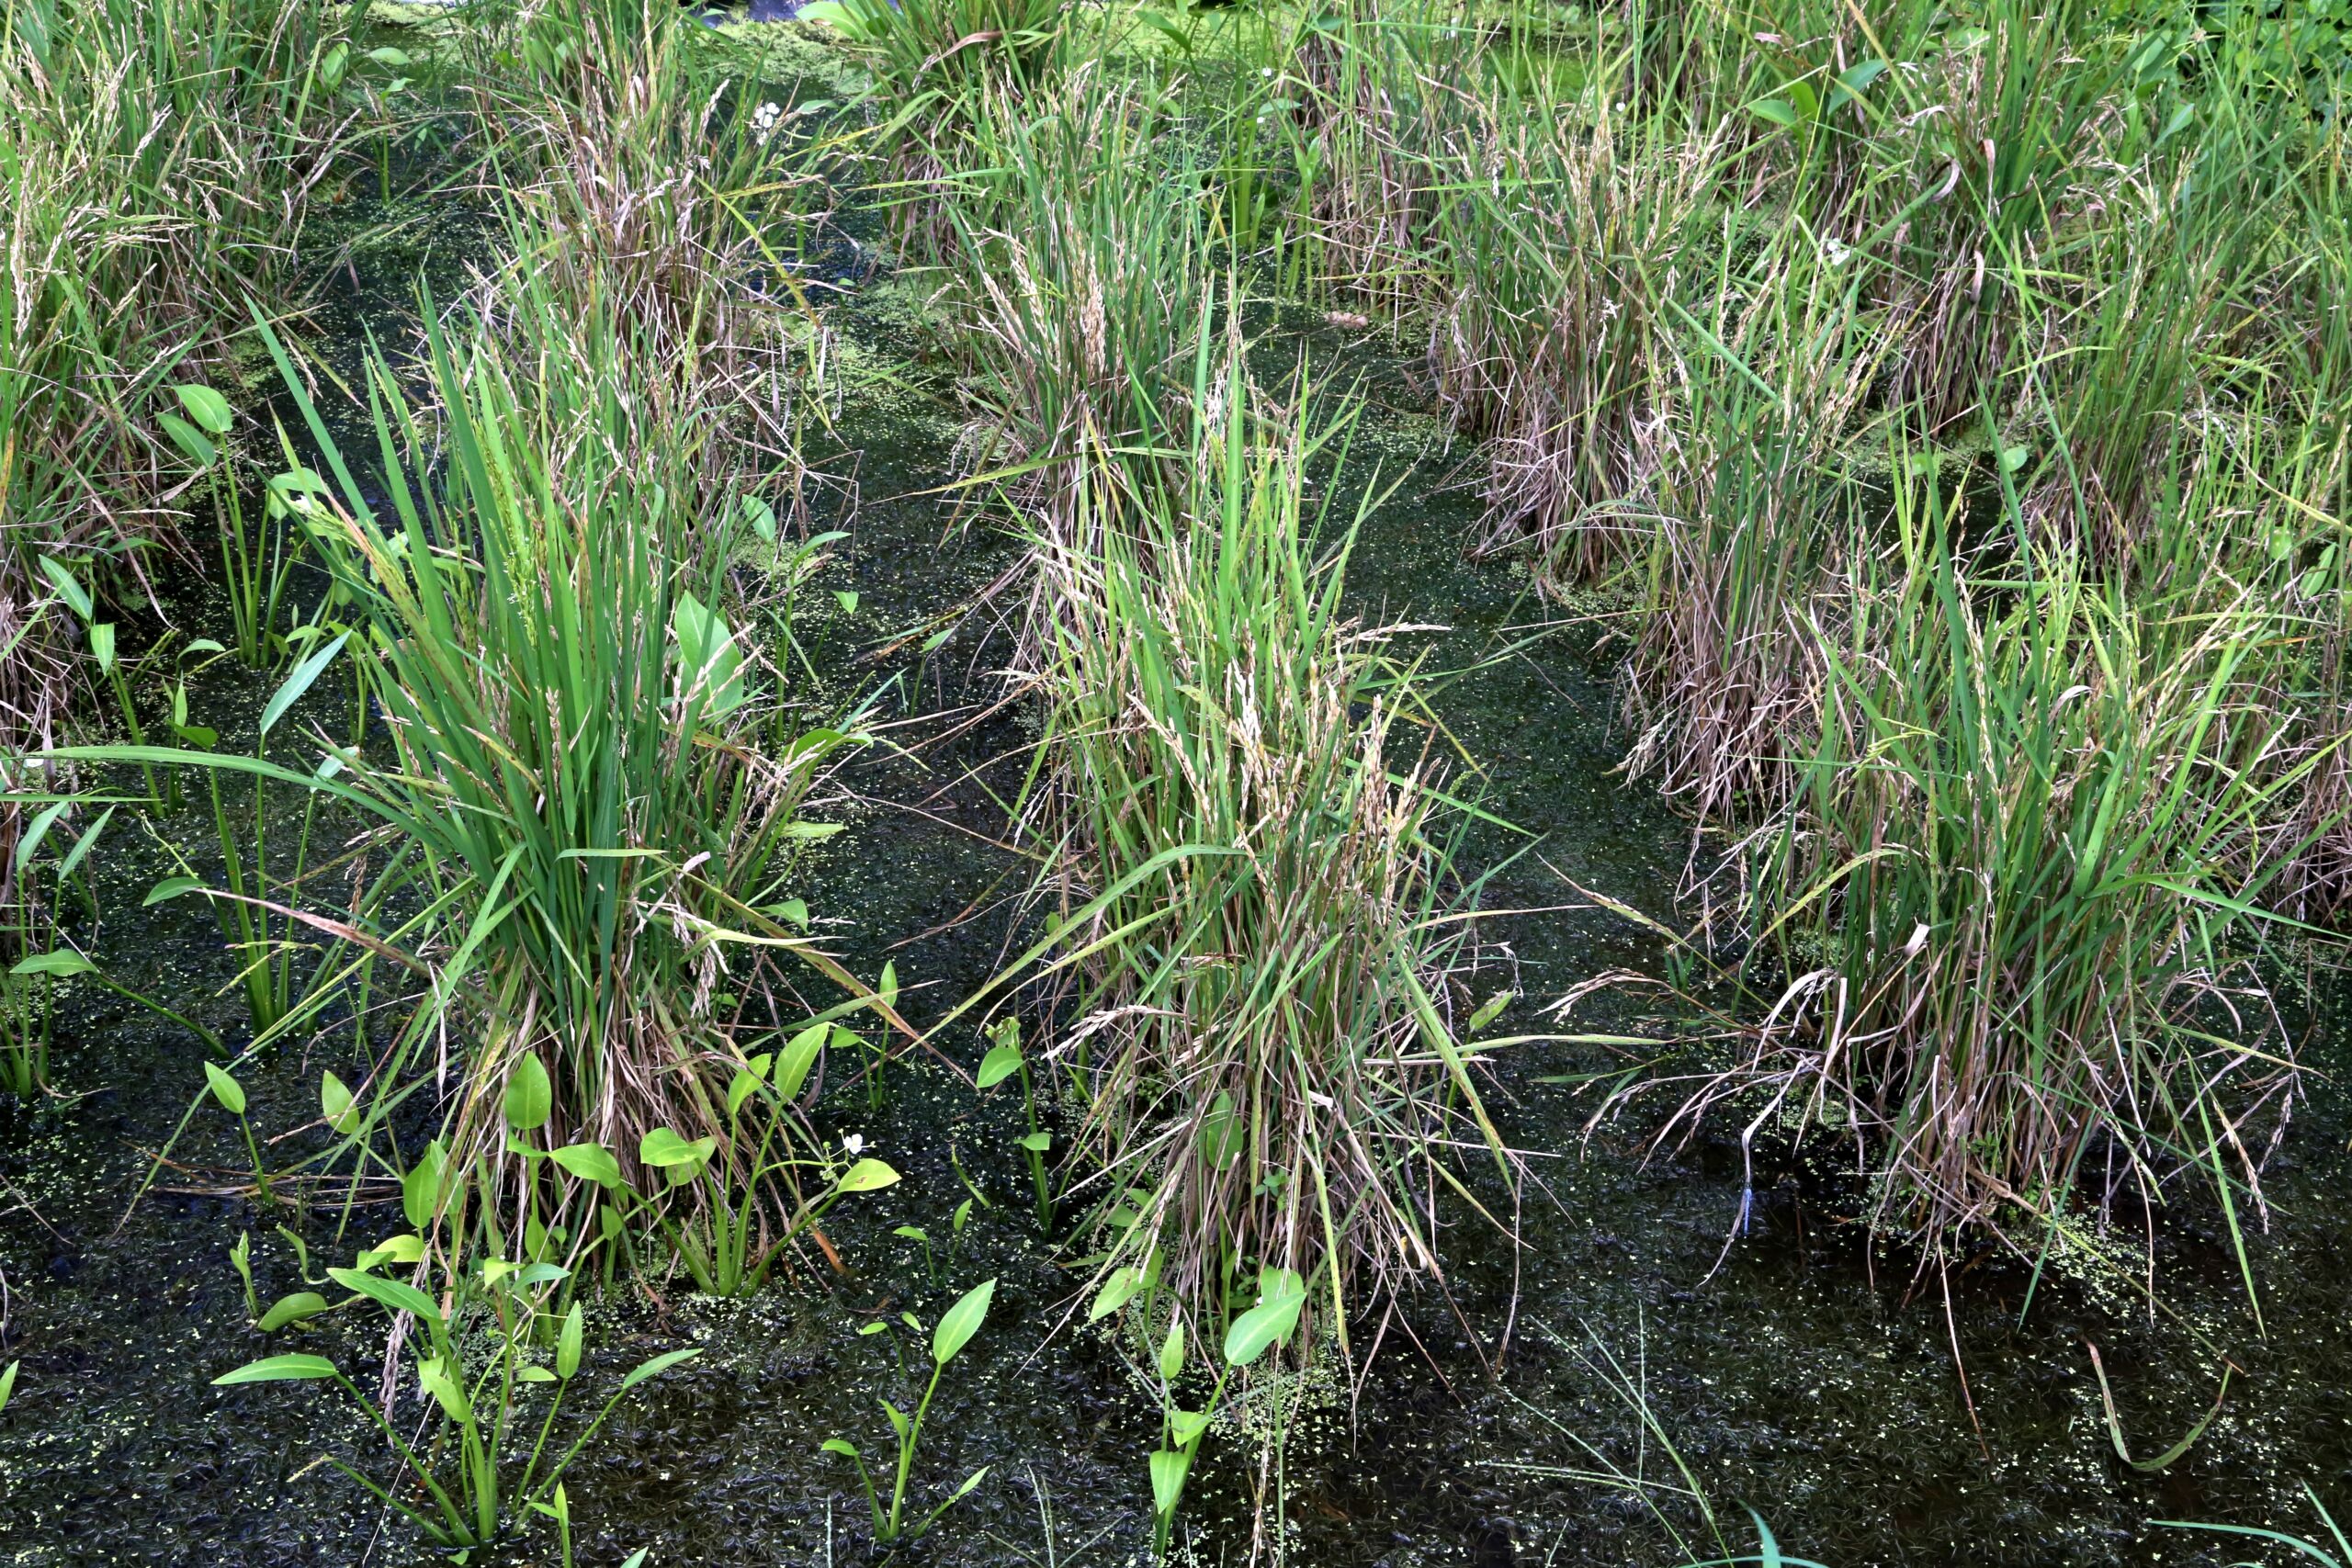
[214,1251,698,1553]
[157,385,306,671]
[939,76,1211,533]
[976,1017,1053,1229]
[824,1276,997,1546]
[1423,44,1725,578]
[201,1063,275,1206]
[1011,355,1511,1348]
[241,274,888,1205]
[1097,1266,1306,1562]
[1630,458,2328,1258]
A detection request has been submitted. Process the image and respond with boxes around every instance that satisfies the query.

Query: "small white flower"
[842,1133,865,1156]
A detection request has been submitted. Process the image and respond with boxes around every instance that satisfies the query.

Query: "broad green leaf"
[549,1143,622,1189]
[417,1354,470,1421]
[35,556,90,622]
[1149,1450,1188,1514]
[673,592,746,720]
[256,1291,330,1332]
[1158,1319,1184,1382]
[175,384,232,434]
[214,1353,338,1385]
[203,1063,246,1116]
[639,1127,716,1171]
[158,411,216,467]
[402,1141,447,1229]
[976,1041,1023,1089]
[1016,1132,1051,1153]
[557,1303,583,1379]
[502,1054,552,1133]
[1170,1406,1213,1446]
[1221,1271,1306,1369]
[320,1069,358,1134]
[1747,96,1802,128]
[727,1066,764,1120]
[11,950,94,979]
[1089,1267,1142,1323]
[820,1438,861,1458]
[355,1233,424,1269]
[931,1278,995,1366]
[327,1266,438,1325]
[618,1347,703,1391]
[835,1157,899,1193]
[0,1359,15,1414]
[775,1020,828,1101]
[143,876,205,907]
[1466,990,1512,1033]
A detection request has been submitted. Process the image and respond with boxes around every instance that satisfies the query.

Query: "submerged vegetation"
[3,0,2351,1562]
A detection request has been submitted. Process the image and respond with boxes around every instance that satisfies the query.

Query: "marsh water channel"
[4,15,2351,1568]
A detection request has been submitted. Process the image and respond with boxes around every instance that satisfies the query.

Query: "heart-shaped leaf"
[549,1143,622,1189]
[256,1292,330,1333]
[502,1054,552,1133]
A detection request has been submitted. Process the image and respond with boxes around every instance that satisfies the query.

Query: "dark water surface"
[4,28,2351,1568]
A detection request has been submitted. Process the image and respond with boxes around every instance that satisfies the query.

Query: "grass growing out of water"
[245,254,883,1204]
[941,81,1212,529]
[1017,354,1512,1348]
[1674,463,2326,1255]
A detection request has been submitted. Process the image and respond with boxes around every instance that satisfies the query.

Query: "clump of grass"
[939,78,1211,533]
[243,252,880,1198]
[1617,231,1904,828]
[2,0,361,1010]
[805,0,1071,257]
[1012,355,1512,1348]
[1279,0,1464,314]
[1643,458,2324,1255]
[1424,51,1725,578]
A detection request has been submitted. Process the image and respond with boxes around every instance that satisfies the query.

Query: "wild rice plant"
[1013,360,1511,1348]
[2,0,361,988]
[1270,0,1468,310]
[1654,460,2328,1253]
[215,267,882,1202]
[938,81,1212,534]
[1424,55,1727,577]
[803,0,1071,256]
[1617,231,1904,828]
